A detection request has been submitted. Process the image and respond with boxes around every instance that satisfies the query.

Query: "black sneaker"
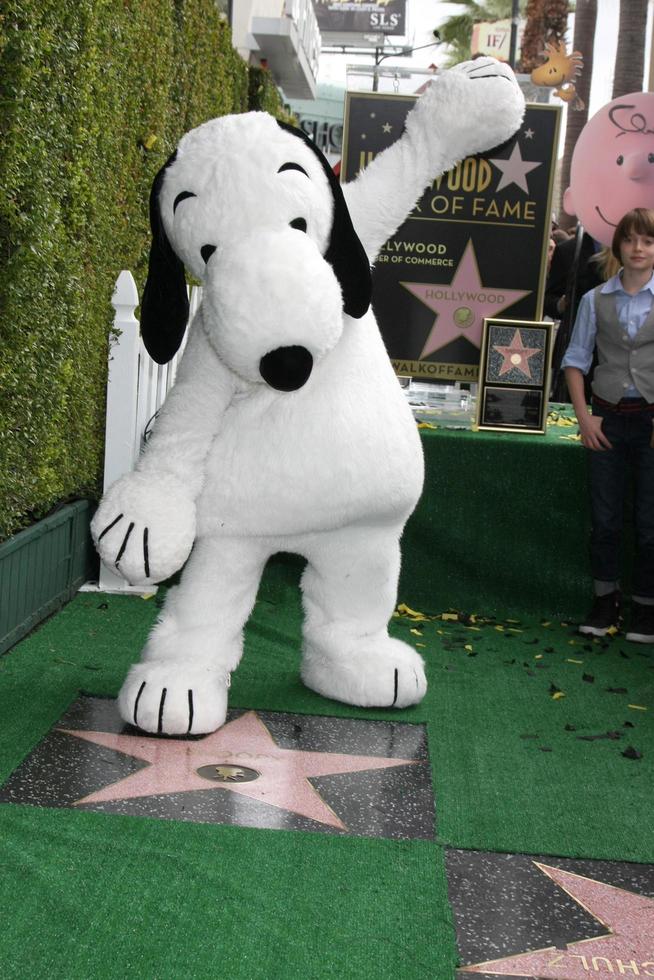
[579,592,621,636]
[626,601,654,643]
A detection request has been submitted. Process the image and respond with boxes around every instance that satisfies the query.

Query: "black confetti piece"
[606,687,628,694]
[582,673,595,683]
[621,746,643,760]
[564,724,576,731]
[623,720,635,728]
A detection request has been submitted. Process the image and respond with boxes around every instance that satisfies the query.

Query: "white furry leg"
[299,525,426,708]
[118,535,270,735]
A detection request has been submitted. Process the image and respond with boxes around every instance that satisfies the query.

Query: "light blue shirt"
[561,270,654,397]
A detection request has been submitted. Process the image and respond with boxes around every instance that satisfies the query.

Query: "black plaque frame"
[475,318,554,434]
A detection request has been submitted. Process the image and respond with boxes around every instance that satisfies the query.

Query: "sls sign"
[312,0,406,36]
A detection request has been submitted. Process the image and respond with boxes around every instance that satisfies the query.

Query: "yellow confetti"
[541,621,551,627]
[141,592,156,600]
[410,628,423,636]
[495,625,505,632]
[417,421,438,429]
[506,628,523,634]
[628,704,648,711]
[442,613,459,621]
[551,691,566,700]
[415,643,426,648]
[464,644,473,652]
[506,619,520,624]
[535,654,543,660]
[466,625,482,631]
[142,134,158,150]
[568,640,578,645]
[606,626,618,636]
[566,658,583,664]
[469,614,478,624]
[396,603,428,621]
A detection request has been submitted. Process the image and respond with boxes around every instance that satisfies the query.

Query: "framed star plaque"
[475,318,554,434]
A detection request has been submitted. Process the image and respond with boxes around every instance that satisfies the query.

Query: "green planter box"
[0,501,96,655]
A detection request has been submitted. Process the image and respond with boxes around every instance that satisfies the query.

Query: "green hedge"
[0,0,254,541]
[248,65,296,125]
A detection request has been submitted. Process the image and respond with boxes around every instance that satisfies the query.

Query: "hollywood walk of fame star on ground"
[459,862,654,978]
[58,710,421,831]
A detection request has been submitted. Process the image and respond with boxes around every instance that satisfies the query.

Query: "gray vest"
[592,286,654,404]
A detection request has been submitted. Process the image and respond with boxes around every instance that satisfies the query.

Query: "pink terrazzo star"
[401,240,530,359]
[493,329,541,379]
[59,711,418,830]
[459,862,654,977]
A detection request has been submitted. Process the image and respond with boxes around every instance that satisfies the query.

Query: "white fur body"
[92,59,525,734]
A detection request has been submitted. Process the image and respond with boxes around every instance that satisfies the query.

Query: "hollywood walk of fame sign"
[0,696,434,839]
[341,93,561,382]
[475,318,554,434]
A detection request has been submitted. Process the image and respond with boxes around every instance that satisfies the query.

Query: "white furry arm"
[135,309,234,498]
[91,309,234,584]
[343,59,525,262]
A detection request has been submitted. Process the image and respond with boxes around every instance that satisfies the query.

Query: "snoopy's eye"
[290,218,307,232]
[616,155,624,165]
[649,153,654,164]
[173,191,197,213]
[278,162,309,177]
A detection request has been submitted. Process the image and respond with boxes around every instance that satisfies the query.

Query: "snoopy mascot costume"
[92,58,524,735]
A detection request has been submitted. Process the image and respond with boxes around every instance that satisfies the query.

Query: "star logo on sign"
[58,711,419,830]
[490,142,542,194]
[493,329,541,379]
[382,122,393,133]
[459,862,654,977]
[401,240,530,359]
[523,127,535,139]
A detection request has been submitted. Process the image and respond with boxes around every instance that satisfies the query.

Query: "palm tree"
[519,0,570,73]
[612,0,648,98]
[558,0,597,230]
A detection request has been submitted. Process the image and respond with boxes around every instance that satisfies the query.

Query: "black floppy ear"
[277,122,371,319]
[140,151,190,364]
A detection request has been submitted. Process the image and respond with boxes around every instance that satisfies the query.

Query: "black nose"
[201,244,216,263]
[259,345,313,391]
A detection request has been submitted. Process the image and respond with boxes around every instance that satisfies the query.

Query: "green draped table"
[399,404,596,619]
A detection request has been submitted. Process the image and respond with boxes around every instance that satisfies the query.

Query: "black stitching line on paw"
[115,522,135,568]
[134,681,146,727]
[143,527,150,579]
[98,514,123,541]
[157,688,168,734]
[187,690,194,734]
[391,668,399,707]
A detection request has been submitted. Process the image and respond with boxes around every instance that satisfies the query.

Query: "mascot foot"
[118,661,229,735]
[301,638,426,708]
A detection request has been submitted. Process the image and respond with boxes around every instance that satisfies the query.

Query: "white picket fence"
[86,270,202,594]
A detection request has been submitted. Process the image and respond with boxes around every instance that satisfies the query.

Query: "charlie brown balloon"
[563,92,654,246]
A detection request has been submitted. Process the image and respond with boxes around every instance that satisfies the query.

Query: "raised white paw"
[301,638,427,709]
[118,661,229,735]
[91,471,195,585]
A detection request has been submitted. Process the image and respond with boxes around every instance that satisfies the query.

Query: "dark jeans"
[589,401,654,597]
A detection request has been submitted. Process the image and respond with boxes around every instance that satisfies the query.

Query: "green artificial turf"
[1,556,653,978]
